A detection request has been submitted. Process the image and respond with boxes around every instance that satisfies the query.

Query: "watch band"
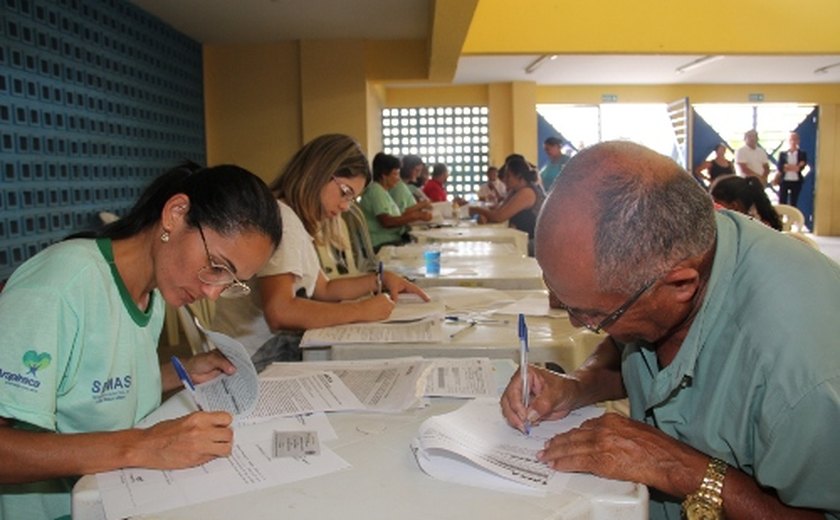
[682,457,727,519]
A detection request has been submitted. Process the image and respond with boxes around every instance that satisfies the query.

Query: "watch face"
[684,500,722,520]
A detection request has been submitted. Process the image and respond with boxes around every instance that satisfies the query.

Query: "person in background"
[735,129,770,185]
[469,156,545,255]
[539,136,570,192]
[213,136,428,371]
[388,155,432,215]
[710,174,783,231]
[501,141,840,519]
[0,163,283,519]
[476,165,506,206]
[397,154,429,204]
[360,152,433,251]
[776,131,808,207]
[694,143,734,187]
[422,163,466,205]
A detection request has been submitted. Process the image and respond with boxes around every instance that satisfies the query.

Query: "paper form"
[262,357,429,412]
[412,398,603,493]
[299,314,444,347]
[492,294,568,318]
[422,286,517,312]
[245,371,366,420]
[383,297,445,323]
[192,323,260,417]
[422,358,497,398]
[96,414,348,520]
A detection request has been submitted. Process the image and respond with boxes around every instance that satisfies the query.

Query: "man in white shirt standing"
[735,129,770,185]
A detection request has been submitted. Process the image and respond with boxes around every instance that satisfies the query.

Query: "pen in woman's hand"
[171,356,203,411]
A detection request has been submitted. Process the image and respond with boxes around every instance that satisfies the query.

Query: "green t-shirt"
[621,211,840,519]
[539,155,569,192]
[389,180,416,212]
[0,238,164,520]
[359,183,405,248]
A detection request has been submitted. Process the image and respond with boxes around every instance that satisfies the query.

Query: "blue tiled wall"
[0,0,205,281]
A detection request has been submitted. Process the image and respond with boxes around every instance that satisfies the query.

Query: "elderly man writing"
[501,141,839,519]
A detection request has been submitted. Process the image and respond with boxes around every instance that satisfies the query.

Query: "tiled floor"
[813,235,840,264]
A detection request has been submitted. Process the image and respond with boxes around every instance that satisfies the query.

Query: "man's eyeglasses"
[555,277,658,333]
[196,225,251,298]
[332,176,357,202]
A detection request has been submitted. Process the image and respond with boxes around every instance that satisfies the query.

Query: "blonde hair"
[269,134,370,236]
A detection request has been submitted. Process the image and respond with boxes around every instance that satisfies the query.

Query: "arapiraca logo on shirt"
[23,350,52,376]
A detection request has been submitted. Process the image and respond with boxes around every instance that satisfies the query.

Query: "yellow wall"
[464,0,840,54]
[203,42,302,183]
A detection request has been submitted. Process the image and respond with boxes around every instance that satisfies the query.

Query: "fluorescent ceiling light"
[814,62,840,74]
[675,55,723,74]
[525,54,557,74]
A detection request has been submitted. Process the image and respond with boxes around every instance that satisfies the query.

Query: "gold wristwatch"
[682,457,727,520]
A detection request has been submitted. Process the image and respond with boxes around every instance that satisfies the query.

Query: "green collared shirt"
[621,211,840,520]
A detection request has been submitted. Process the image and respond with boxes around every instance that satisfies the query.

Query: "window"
[382,106,489,201]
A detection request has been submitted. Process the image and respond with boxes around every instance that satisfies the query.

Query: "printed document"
[245,371,366,421]
[300,315,444,347]
[262,357,428,412]
[422,357,497,398]
[97,414,348,520]
[412,398,603,494]
[193,325,260,417]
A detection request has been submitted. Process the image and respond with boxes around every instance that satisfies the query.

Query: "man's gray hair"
[559,141,717,294]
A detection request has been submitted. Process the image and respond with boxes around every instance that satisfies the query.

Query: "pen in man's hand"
[518,313,530,435]
[376,261,384,295]
[171,355,203,411]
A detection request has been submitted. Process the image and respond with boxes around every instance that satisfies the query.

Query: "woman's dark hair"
[92,162,282,246]
[400,154,423,181]
[372,152,401,182]
[711,175,782,231]
[505,156,538,183]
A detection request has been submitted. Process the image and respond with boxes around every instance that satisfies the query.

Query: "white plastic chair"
[773,204,806,232]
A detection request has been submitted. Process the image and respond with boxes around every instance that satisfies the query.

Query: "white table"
[303,290,604,374]
[72,362,647,520]
[411,225,530,257]
[304,314,602,373]
[378,240,522,261]
[386,255,545,291]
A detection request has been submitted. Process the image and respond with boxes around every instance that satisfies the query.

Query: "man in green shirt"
[501,141,840,519]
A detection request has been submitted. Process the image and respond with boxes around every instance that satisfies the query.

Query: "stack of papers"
[300,315,444,347]
[412,398,603,495]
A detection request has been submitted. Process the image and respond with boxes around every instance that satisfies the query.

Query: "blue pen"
[376,261,384,295]
[171,355,203,411]
[518,313,531,435]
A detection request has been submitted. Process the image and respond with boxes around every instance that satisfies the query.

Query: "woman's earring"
[160,231,170,243]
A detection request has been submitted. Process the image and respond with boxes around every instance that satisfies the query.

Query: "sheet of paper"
[192,322,260,417]
[422,358,497,398]
[244,371,366,420]
[383,297,445,323]
[422,286,516,312]
[97,418,349,520]
[413,398,603,493]
[492,294,568,318]
[262,357,428,412]
[300,315,444,347]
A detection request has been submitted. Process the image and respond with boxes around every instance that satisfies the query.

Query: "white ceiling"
[130,0,840,86]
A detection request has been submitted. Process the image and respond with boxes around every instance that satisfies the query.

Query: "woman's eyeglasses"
[196,225,251,298]
[332,176,357,202]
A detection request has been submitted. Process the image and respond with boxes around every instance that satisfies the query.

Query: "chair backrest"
[176,301,216,355]
[316,216,359,278]
[783,231,820,250]
[773,204,806,232]
[341,202,378,273]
